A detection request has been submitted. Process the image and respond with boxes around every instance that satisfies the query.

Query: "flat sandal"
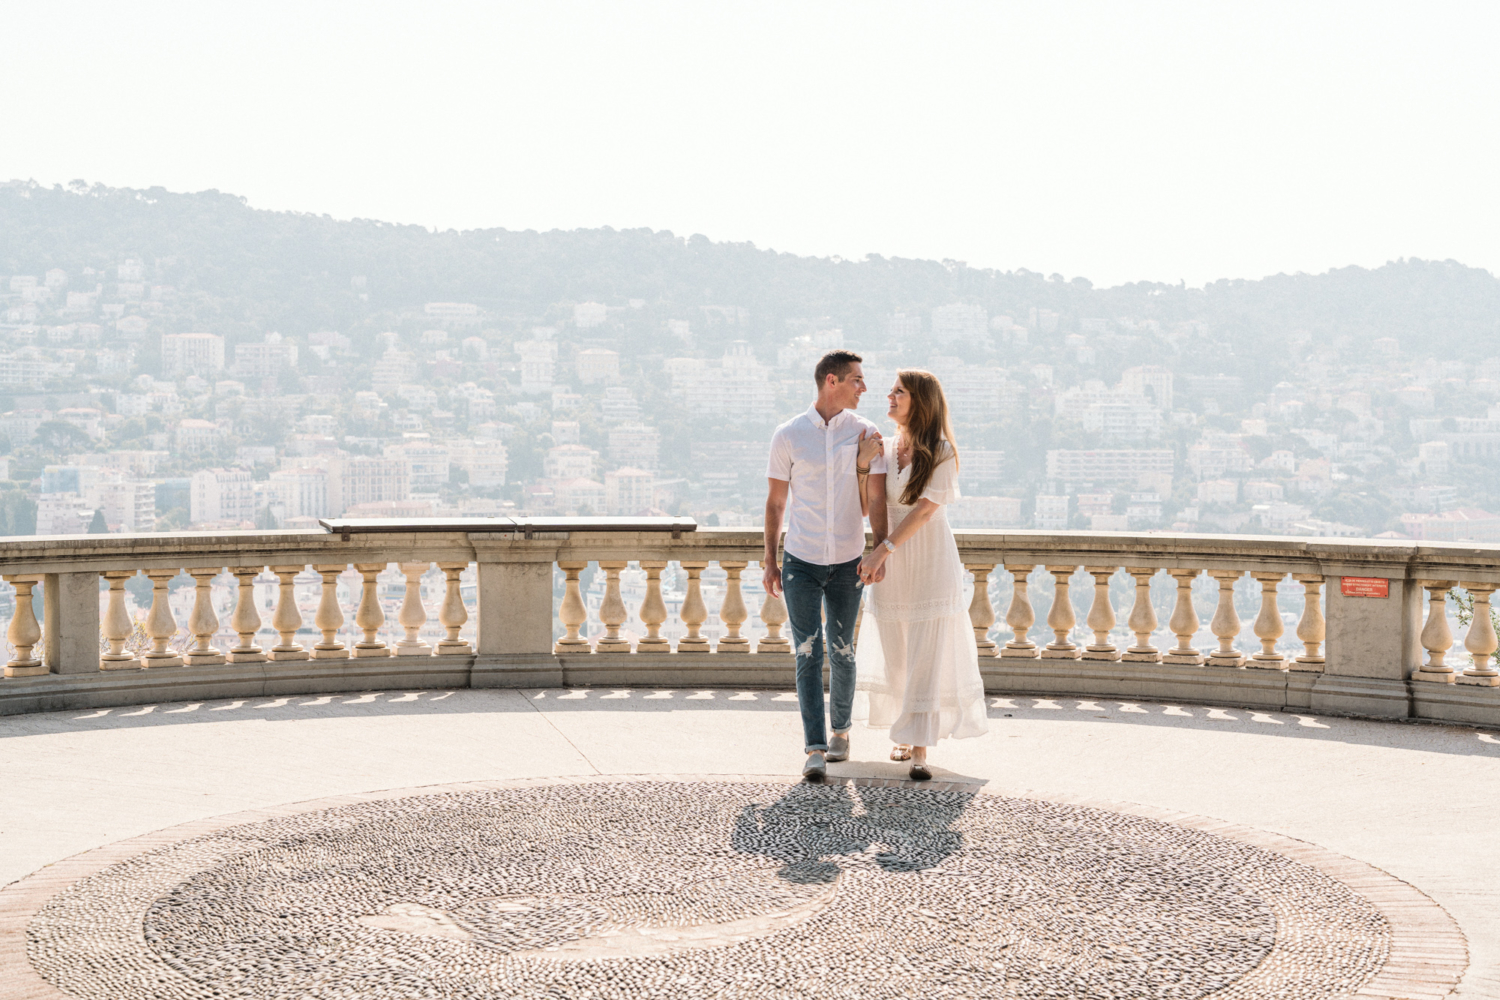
[890,744,912,762]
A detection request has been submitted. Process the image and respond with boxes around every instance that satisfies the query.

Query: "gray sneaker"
[802,751,827,780]
[826,733,850,763]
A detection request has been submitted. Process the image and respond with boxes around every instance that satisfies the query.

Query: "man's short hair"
[814,349,863,387]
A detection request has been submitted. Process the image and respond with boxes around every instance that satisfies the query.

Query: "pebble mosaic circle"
[27,780,1389,1000]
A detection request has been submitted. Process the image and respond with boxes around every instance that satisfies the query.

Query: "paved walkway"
[2,688,1498,996]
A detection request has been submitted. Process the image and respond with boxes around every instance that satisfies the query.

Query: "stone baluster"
[435,562,472,655]
[1459,582,1500,686]
[184,568,225,666]
[594,561,632,652]
[3,575,44,677]
[267,565,310,660]
[966,563,998,656]
[1207,570,1246,667]
[311,564,349,659]
[100,570,139,670]
[1123,567,1161,663]
[1000,564,1039,658]
[716,561,750,653]
[1249,572,1287,669]
[1041,566,1080,659]
[395,562,432,656]
[227,566,268,663]
[677,561,711,653]
[1162,569,1205,665]
[757,575,791,655]
[554,561,591,653]
[1292,575,1326,670]
[1412,580,1456,682]
[1081,566,1120,661]
[140,568,184,667]
[352,563,391,657]
[637,560,671,653]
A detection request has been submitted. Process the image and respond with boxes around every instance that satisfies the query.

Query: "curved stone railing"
[0,518,1496,727]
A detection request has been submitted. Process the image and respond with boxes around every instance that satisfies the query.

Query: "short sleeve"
[919,445,960,506]
[766,430,791,481]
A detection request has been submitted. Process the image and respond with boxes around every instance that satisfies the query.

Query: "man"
[764,349,885,779]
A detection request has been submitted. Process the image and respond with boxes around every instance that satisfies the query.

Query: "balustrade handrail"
[0,521,1497,728]
[0,524,1496,576]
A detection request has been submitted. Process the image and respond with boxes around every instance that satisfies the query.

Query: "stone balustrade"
[0,519,1497,728]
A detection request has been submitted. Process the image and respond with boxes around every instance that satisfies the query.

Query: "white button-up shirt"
[767,404,887,566]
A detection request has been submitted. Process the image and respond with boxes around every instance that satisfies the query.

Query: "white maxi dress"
[853,439,989,747]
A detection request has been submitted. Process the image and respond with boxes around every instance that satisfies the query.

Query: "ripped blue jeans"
[781,552,863,752]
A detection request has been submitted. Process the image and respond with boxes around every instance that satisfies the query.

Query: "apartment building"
[190,467,255,525]
[161,333,225,376]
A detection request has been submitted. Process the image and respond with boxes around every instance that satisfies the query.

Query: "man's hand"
[763,561,783,598]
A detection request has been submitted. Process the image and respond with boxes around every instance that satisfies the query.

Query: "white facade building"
[545,444,598,481]
[608,423,660,470]
[447,438,508,488]
[268,468,330,519]
[930,304,989,346]
[517,339,557,395]
[161,333,225,376]
[573,302,608,328]
[605,467,655,515]
[190,468,255,525]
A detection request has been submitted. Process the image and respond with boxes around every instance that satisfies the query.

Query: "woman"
[853,369,988,780]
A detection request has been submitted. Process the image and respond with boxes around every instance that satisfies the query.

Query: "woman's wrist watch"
[881,539,896,554]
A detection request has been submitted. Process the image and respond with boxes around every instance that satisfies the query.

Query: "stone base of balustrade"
[352,646,393,658]
[1039,648,1080,660]
[975,658,1465,725]
[1457,671,1500,686]
[1411,677,1500,726]
[1247,656,1285,670]
[311,648,350,660]
[1288,658,1323,672]
[435,642,474,655]
[553,650,796,689]
[267,650,310,661]
[0,653,476,717]
[1302,674,1410,719]
[1161,653,1205,666]
[99,656,140,671]
[141,654,184,669]
[1000,646,1040,659]
[980,658,1291,711]
[4,663,47,678]
[1080,649,1121,662]
[184,653,226,667]
[1207,653,1246,668]
[226,651,267,664]
[1410,668,1456,684]
[1121,651,1162,663]
[469,651,800,691]
[1,648,1496,729]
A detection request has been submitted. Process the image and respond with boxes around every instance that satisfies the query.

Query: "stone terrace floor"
[2,688,1498,998]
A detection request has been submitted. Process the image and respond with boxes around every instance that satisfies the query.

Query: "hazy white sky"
[3,1,1497,287]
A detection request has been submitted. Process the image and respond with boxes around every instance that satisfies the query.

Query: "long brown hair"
[895,368,960,505]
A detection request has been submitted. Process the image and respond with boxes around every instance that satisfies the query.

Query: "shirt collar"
[804,403,849,429]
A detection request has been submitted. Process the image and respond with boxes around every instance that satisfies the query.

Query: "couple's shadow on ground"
[729,775,983,880]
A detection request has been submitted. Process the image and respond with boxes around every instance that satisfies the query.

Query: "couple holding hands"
[763,350,988,781]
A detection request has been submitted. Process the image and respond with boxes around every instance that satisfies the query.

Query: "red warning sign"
[1340,577,1390,598]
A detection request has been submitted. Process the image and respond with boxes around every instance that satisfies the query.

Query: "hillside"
[4,180,1499,387]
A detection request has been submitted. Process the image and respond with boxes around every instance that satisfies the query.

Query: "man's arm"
[763,477,789,597]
